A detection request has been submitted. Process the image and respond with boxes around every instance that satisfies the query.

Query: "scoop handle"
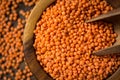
[106,0,120,8]
[86,7,120,23]
[93,45,120,56]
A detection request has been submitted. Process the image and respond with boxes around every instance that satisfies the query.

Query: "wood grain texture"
[23,0,56,80]
[23,0,120,80]
[106,0,120,8]
[93,45,120,55]
[107,67,120,80]
[86,7,120,23]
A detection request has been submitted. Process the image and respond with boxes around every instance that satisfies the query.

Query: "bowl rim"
[23,0,56,80]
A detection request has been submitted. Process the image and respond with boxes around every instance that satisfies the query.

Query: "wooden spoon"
[86,7,120,56]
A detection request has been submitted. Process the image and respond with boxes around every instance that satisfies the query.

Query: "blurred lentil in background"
[0,0,38,80]
[34,0,120,80]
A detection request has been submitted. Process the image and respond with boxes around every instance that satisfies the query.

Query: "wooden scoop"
[86,8,120,56]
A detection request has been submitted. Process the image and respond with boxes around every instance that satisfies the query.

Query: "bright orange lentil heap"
[0,0,38,80]
[34,0,120,80]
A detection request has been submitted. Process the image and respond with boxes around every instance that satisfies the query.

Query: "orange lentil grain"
[34,0,120,80]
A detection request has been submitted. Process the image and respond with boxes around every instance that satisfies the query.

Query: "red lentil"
[34,0,120,80]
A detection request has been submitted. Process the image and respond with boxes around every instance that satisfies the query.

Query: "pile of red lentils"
[0,0,38,80]
[34,0,120,80]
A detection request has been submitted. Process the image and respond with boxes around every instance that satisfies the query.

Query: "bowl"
[23,0,120,80]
